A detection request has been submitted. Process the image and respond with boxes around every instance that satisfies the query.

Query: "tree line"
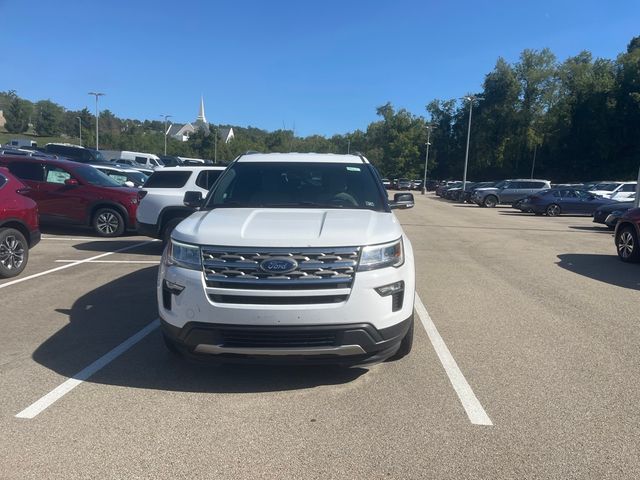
[2,35,638,181]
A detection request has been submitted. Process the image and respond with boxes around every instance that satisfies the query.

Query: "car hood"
[172,208,403,247]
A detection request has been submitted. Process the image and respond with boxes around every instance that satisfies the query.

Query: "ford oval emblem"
[259,257,298,274]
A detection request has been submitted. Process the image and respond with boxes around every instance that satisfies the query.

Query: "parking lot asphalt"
[1,197,639,479]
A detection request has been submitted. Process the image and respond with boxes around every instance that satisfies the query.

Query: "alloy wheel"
[96,212,119,235]
[547,204,560,216]
[0,235,25,271]
[618,231,634,259]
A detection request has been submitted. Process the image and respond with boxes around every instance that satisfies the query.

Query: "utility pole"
[214,127,218,163]
[461,95,483,193]
[161,114,172,155]
[88,92,105,150]
[421,125,436,194]
[76,116,82,146]
[530,144,538,179]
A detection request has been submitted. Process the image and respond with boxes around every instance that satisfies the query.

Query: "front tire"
[546,204,561,217]
[483,195,498,208]
[161,218,184,244]
[93,208,125,237]
[0,228,28,278]
[616,225,640,263]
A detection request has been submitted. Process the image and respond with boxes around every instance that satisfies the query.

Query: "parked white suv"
[158,153,416,365]
[136,166,226,242]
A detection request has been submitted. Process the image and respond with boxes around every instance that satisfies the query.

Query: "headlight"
[358,238,404,271]
[166,239,201,270]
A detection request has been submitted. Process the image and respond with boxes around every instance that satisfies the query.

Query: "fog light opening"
[375,281,404,297]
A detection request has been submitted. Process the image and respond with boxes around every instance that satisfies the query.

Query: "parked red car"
[615,207,640,263]
[0,168,40,278]
[0,155,139,237]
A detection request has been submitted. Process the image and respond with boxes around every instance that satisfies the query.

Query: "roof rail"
[353,151,368,164]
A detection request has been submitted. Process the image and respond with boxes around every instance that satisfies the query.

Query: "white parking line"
[414,294,493,426]
[15,319,160,419]
[54,260,159,264]
[0,240,158,290]
[41,236,104,241]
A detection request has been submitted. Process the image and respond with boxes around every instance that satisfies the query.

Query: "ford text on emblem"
[259,257,298,274]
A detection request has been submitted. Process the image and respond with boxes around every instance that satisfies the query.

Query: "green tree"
[34,100,64,136]
[4,91,31,133]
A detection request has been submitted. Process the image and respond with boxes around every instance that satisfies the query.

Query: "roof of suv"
[154,166,226,172]
[236,152,369,164]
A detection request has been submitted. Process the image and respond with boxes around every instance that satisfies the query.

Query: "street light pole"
[88,92,105,150]
[161,114,172,155]
[214,128,218,163]
[421,125,435,195]
[461,95,483,193]
[347,138,351,154]
[76,116,82,146]
[530,144,538,179]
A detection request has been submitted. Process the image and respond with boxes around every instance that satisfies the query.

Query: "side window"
[134,156,147,165]
[45,166,72,184]
[532,182,547,189]
[560,189,577,198]
[195,170,223,190]
[108,173,128,184]
[8,162,45,181]
[621,184,637,192]
[551,190,561,198]
[0,174,7,189]
[506,182,520,189]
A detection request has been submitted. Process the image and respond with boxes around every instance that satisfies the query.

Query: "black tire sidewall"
[93,208,125,237]
[0,228,29,278]
[161,218,184,244]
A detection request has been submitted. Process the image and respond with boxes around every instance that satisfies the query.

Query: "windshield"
[76,165,121,187]
[593,183,620,191]
[207,162,386,211]
[127,171,148,184]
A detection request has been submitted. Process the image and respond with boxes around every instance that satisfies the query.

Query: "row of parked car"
[0,143,228,278]
[433,178,640,263]
[380,178,424,191]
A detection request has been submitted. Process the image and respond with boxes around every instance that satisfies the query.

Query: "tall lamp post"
[76,116,82,146]
[161,114,172,155]
[461,95,483,193]
[421,124,436,194]
[88,92,105,150]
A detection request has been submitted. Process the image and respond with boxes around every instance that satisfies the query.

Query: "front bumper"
[160,315,413,366]
[158,241,416,365]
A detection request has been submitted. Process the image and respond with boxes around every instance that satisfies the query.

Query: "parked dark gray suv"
[472,179,551,207]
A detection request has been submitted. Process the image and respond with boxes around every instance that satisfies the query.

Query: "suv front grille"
[202,246,360,304]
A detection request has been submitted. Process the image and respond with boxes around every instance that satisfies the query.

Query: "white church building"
[167,97,234,143]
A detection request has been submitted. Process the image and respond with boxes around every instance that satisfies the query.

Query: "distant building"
[168,97,234,143]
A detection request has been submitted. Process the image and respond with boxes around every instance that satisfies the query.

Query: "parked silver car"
[473,179,551,207]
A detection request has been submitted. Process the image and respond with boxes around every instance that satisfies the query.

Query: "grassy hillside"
[0,132,77,147]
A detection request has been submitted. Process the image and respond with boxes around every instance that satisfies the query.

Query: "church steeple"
[197,95,207,123]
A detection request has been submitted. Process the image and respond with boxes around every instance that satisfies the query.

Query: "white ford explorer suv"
[158,153,416,366]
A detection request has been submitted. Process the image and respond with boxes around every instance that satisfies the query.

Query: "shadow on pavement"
[33,267,367,393]
[72,239,163,256]
[569,225,614,234]
[557,254,640,290]
[40,224,144,238]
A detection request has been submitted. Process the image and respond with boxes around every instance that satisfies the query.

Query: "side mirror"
[124,180,135,188]
[64,178,79,186]
[390,192,414,209]
[183,191,203,208]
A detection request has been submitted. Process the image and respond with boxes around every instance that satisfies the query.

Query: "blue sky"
[1,0,638,136]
